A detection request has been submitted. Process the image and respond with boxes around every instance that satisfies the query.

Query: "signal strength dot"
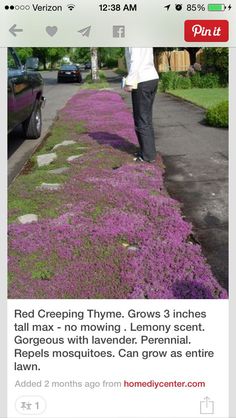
[67,4,75,11]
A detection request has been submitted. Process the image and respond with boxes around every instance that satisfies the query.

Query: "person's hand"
[124,85,133,92]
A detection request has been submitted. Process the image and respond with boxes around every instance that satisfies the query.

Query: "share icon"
[78,26,91,37]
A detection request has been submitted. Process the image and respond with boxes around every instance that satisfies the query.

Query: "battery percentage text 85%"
[186,4,206,11]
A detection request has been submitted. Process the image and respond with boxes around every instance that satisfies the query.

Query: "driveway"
[8,70,89,185]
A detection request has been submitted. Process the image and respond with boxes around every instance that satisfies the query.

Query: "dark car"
[85,62,91,70]
[8,48,45,139]
[57,64,82,83]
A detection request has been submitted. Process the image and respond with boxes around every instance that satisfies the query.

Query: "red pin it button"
[185,20,229,42]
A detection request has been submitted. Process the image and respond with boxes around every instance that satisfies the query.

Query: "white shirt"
[125,47,159,86]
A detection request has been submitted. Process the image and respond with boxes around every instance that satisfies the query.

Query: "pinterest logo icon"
[185,20,229,42]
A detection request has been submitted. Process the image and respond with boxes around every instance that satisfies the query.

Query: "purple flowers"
[8,90,228,299]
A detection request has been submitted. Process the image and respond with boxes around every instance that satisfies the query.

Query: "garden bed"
[8,90,227,299]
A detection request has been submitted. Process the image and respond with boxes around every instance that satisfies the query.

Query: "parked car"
[8,48,45,139]
[57,64,82,83]
[85,62,91,70]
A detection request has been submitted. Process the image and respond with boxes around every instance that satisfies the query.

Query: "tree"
[47,48,68,69]
[184,48,201,65]
[69,48,91,64]
[99,47,124,68]
[68,47,125,69]
[32,48,69,69]
[202,47,228,85]
[90,48,100,82]
[15,48,33,63]
[31,48,47,70]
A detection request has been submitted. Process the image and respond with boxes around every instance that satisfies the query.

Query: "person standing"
[125,48,159,162]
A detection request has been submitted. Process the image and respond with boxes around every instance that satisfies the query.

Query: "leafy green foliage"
[84,70,107,83]
[99,47,124,67]
[15,48,33,63]
[191,73,220,88]
[159,72,179,92]
[205,101,228,128]
[175,76,192,89]
[202,48,228,86]
[160,70,221,92]
[31,48,69,69]
[69,47,124,68]
[32,262,53,280]
[69,48,91,64]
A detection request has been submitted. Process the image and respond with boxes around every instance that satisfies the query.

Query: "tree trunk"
[167,52,172,71]
[90,48,100,82]
[185,48,200,66]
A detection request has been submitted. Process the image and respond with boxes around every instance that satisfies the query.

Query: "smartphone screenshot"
[0,1,235,417]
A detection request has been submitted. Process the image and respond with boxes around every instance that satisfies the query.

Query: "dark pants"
[132,79,158,161]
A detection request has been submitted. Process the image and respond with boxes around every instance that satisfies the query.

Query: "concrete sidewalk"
[154,93,228,290]
[105,70,228,289]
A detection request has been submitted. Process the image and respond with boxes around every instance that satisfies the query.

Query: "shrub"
[190,72,220,88]
[175,76,192,89]
[188,65,195,76]
[160,70,220,92]
[200,73,220,88]
[190,72,201,87]
[188,63,202,77]
[205,101,228,128]
[159,71,179,92]
[115,68,127,76]
[160,72,191,91]
[193,62,202,72]
[105,58,118,68]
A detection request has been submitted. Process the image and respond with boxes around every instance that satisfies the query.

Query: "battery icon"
[208,4,226,11]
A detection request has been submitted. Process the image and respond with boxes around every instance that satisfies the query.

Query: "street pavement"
[8,70,89,185]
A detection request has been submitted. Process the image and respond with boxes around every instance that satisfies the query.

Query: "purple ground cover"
[8,90,227,299]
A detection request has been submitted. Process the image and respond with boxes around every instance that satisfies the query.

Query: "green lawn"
[167,88,228,109]
[83,70,109,89]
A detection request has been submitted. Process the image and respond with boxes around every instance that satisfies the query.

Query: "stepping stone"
[38,183,61,191]
[37,153,57,167]
[49,167,70,175]
[67,155,82,162]
[122,242,139,252]
[128,246,139,252]
[18,214,38,224]
[53,140,76,150]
